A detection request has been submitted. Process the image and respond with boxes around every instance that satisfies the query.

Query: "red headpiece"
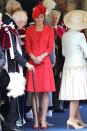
[32,3,46,19]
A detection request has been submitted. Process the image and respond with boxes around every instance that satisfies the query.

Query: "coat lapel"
[32,24,46,44]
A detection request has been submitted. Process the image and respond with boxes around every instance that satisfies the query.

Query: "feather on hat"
[43,0,56,15]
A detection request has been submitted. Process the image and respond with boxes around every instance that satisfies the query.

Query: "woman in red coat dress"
[25,3,55,129]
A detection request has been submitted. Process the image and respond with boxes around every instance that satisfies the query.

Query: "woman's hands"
[30,54,41,64]
[30,52,48,65]
[36,55,44,64]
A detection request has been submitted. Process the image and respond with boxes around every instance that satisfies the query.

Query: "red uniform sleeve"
[55,25,65,40]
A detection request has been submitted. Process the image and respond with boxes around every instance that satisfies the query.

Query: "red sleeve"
[55,25,65,40]
[46,27,54,54]
[25,28,32,55]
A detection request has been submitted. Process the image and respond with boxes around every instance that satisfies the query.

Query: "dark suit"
[0,46,5,71]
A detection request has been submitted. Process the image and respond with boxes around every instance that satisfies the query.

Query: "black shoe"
[10,125,23,131]
[2,123,23,131]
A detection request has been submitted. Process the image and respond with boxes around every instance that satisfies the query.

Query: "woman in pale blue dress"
[59,10,87,129]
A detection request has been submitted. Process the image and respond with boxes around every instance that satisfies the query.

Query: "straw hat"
[64,10,87,30]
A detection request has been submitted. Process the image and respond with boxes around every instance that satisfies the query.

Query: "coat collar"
[31,24,47,42]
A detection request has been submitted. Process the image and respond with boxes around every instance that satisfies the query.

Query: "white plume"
[43,0,56,15]
[7,72,26,98]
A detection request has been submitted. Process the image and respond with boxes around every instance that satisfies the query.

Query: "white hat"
[64,10,87,30]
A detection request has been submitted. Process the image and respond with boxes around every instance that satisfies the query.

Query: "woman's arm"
[25,28,41,64]
[35,27,54,64]
[11,33,34,70]
[80,33,87,58]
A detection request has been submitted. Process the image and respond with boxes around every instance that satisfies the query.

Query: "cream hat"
[64,10,87,30]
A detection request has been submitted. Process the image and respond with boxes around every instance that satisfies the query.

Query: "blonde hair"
[6,0,23,15]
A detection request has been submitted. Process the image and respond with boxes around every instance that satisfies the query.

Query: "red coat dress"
[25,24,55,92]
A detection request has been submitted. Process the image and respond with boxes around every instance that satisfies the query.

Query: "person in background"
[16,0,39,23]
[0,12,7,102]
[12,9,28,126]
[25,3,55,129]
[47,10,65,112]
[12,10,28,57]
[1,1,34,131]
[2,0,23,26]
[0,13,7,131]
[59,10,87,129]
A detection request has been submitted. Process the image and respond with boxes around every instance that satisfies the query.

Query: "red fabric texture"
[18,28,26,36]
[54,25,65,40]
[0,28,11,49]
[25,24,55,92]
[0,26,17,49]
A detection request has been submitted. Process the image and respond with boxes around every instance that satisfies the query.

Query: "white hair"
[12,10,28,22]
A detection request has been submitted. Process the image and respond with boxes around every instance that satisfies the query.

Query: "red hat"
[32,3,46,19]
